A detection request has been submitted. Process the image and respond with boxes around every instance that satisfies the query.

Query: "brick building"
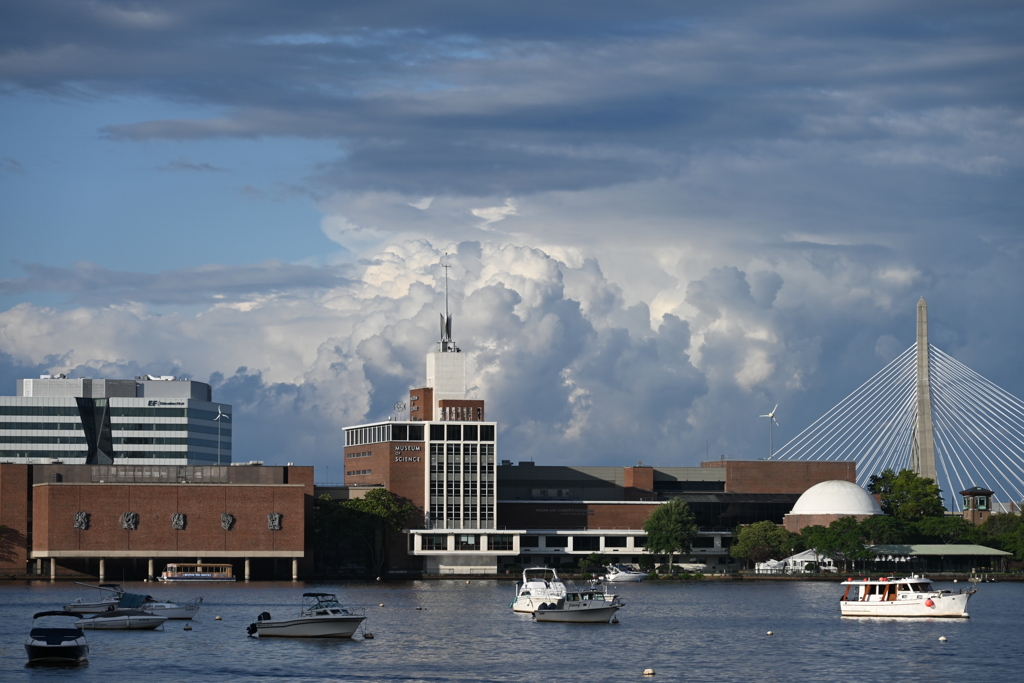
[0,462,313,580]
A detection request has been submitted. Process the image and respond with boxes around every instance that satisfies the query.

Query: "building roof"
[959,486,994,495]
[788,480,883,516]
[867,544,1011,557]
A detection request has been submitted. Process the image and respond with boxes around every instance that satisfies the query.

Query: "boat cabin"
[840,576,934,602]
[161,563,234,581]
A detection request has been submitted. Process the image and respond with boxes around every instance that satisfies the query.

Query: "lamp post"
[214,406,230,466]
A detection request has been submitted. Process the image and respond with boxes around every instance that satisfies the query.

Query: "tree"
[730,521,795,567]
[312,488,415,577]
[859,515,911,545]
[914,515,975,544]
[801,518,871,571]
[642,499,698,573]
[577,553,610,573]
[867,468,946,520]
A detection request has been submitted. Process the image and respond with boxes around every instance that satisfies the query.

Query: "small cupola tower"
[960,486,995,526]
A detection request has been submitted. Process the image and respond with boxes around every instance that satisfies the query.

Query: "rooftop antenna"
[760,404,780,459]
[439,253,459,353]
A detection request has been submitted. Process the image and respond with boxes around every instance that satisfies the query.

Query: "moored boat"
[159,562,235,582]
[533,591,622,623]
[511,568,616,613]
[63,583,124,613]
[25,611,89,666]
[75,609,168,630]
[246,593,366,638]
[117,591,203,620]
[603,564,648,582]
[839,575,975,618]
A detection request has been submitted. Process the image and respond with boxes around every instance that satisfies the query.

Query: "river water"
[1,578,1020,682]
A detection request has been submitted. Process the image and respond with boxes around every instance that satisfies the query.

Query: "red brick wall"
[499,502,657,530]
[344,441,392,488]
[724,461,856,494]
[0,464,30,572]
[783,513,874,533]
[33,483,307,554]
[410,387,433,421]
[623,466,654,495]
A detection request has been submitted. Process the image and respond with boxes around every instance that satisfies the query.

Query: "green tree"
[859,515,911,545]
[867,468,946,520]
[642,499,698,573]
[801,518,872,571]
[312,488,415,577]
[914,515,976,544]
[577,553,610,573]
[730,521,795,567]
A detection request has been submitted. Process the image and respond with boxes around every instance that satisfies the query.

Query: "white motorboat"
[117,591,203,620]
[840,575,975,618]
[603,564,648,583]
[246,593,366,638]
[25,611,89,666]
[533,591,622,623]
[63,583,124,614]
[75,609,168,630]
[511,568,616,613]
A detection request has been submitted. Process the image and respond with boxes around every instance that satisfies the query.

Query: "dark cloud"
[157,159,228,172]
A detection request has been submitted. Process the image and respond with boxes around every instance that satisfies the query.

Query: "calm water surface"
[1,578,1020,682]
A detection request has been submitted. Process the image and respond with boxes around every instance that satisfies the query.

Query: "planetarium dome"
[789,480,883,516]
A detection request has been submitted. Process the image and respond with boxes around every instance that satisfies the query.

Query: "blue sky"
[1,1,1023,478]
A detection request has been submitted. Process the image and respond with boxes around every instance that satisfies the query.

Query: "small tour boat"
[603,564,649,583]
[511,568,616,613]
[25,611,89,666]
[533,591,622,623]
[159,562,236,582]
[246,593,366,638]
[63,583,124,613]
[75,609,168,630]
[839,575,975,618]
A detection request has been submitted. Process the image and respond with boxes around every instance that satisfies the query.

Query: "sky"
[1,1,1023,480]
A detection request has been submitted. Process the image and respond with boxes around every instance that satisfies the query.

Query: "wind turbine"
[760,405,780,459]
[214,406,230,466]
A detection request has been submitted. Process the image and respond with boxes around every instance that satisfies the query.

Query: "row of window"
[0,406,228,420]
[92,465,231,483]
[0,451,210,461]
[519,535,648,549]
[344,422,497,447]
[0,436,87,444]
[0,422,82,431]
[345,451,372,459]
[346,469,372,476]
[114,437,229,449]
[420,534,514,551]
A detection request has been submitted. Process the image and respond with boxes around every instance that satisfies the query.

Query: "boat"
[603,564,649,582]
[839,575,975,618]
[63,583,124,613]
[25,611,89,665]
[75,609,168,630]
[117,591,203,620]
[511,568,617,613]
[533,591,622,623]
[246,593,366,638]
[159,562,236,582]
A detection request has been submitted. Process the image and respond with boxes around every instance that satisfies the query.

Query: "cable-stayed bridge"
[774,299,1024,512]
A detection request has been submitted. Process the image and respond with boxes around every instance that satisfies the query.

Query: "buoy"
[184,624,192,631]
[643,669,656,676]
[364,633,374,639]
[939,636,947,642]
[953,579,958,583]
[379,603,385,607]
[466,580,470,584]
[925,599,935,607]
[376,577,382,582]
[611,617,619,623]
[214,615,222,620]
[766,631,773,636]
[415,606,424,610]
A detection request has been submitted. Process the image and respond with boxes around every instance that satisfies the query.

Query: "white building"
[0,375,232,465]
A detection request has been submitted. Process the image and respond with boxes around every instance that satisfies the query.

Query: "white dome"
[789,480,883,516]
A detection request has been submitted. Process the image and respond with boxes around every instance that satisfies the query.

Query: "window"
[692,537,715,548]
[977,496,988,511]
[430,424,445,441]
[447,424,462,441]
[520,535,539,548]
[573,536,599,551]
[422,534,446,551]
[633,536,647,548]
[463,424,478,441]
[456,534,479,551]
[409,425,424,441]
[346,451,372,459]
[346,469,371,476]
[393,424,408,441]
[490,535,514,551]
[604,536,628,548]
[544,536,569,548]
[480,424,495,441]
[963,495,972,510]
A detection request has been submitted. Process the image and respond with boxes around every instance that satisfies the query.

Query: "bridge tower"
[911,297,937,480]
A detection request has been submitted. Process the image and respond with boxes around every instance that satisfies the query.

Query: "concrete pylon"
[911,297,937,480]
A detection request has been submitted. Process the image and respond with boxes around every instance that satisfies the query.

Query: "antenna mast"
[439,253,459,353]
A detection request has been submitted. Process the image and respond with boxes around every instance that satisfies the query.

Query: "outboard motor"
[246,622,258,636]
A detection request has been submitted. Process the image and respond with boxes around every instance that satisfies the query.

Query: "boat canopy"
[33,611,84,620]
[117,592,156,609]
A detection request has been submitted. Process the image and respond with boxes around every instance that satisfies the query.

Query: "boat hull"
[841,593,971,618]
[534,605,620,623]
[255,616,366,638]
[25,642,88,665]
[76,614,168,630]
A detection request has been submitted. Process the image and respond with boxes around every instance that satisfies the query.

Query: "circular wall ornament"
[120,511,139,530]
